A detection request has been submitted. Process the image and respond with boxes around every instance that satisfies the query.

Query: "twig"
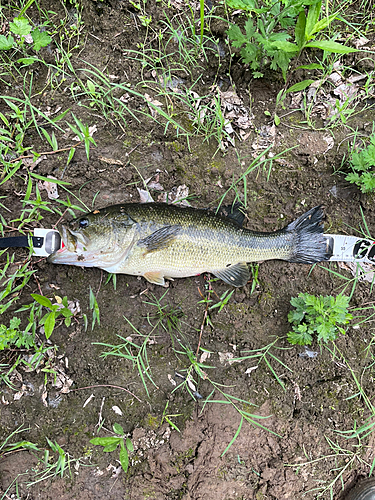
[9,141,83,164]
[95,396,105,432]
[196,277,213,357]
[69,384,142,402]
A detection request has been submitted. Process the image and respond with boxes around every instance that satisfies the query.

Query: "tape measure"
[0,229,62,257]
[325,234,375,264]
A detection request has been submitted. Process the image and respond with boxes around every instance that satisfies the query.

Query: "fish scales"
[48,203,331,287]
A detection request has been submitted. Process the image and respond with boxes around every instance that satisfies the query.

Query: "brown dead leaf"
[98,156,124,166]
[38,176,59,199]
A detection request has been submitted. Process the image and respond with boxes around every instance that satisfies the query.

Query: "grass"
[1,0,375,495]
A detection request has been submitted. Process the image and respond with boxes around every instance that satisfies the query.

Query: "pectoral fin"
[143,271,168,287]
[213,262,250,287]
[137,225,181,254]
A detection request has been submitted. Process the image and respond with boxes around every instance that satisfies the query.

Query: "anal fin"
[143,271,168,287]
[213,262,250,287]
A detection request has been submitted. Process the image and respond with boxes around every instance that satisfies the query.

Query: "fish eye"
[79,218,89,228]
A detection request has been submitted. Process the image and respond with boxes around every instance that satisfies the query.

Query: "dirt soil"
[1,1,375,499]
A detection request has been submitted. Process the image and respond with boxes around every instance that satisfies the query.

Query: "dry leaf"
[112,405,123,416]
[98,156,124,166]
[137,188,154,203]
[38,176,59,200]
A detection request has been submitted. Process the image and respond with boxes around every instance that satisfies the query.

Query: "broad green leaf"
[295,10,306,49]
[226,0,256,10]
[31,28,51,51]
[103,442,120,452]
[274,114,280,126]
[271,41,299,53]
[31,293,53,308]
[17,57,37,65]
[44,312,55,339]
[0,35,15,50]
[244,18,256,39]
[287,80,315,93]
[90,437,121,446]
[126,438,134,452]
[113,423,124,435]
[9,17,32,36]
[309,13,338,38]
[295,63,323,70]
[305,1,322,38]
[305,40,358,53]
[87,80,96,93]
[119,444,129,472]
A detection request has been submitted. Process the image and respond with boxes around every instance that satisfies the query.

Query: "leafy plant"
[0,425,39,457]
[0,317,34,350]
[90,423,134,473]
[345,134,375,194]
[227,0,358,80]
[0,15,51,57]
[287,293,352,345]
[31,294,74,340]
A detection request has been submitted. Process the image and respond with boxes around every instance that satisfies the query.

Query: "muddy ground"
[1,0,375,499]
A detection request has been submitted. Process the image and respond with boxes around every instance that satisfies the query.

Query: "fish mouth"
[48,225,91,265]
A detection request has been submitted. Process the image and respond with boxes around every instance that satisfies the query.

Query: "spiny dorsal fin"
[212,262,250,287]
[137,225,181,254]
[214,202,246,227]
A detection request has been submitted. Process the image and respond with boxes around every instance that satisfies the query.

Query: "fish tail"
[286,206,332,264]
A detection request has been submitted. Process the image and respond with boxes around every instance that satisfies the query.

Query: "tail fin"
[286,206,332,264]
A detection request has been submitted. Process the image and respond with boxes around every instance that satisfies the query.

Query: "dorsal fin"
[214,202,246,227]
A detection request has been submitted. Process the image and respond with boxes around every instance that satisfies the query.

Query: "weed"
[0,15,51,57]
[0,425,39,457]
[30,294,73,339]
[95,315,160,397]
[226,0,358,81]
[0,317,34,350]
[161,401,182,432]
[89,286,100,330]
[234,337,293,390]
[287,293,352,346]
[90,423,134,473]
[27,438,88,486]
[345,133,375,193]
[172,339,280,454]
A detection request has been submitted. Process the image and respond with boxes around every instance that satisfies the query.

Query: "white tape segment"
[325,234,375,263]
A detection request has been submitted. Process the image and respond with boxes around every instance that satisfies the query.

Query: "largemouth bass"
[48,203,331,287]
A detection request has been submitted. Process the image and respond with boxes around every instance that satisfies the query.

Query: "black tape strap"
[0,236,44,249]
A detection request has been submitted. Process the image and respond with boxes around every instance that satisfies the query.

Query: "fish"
[48,203,332,287]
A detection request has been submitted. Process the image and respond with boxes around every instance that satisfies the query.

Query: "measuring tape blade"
[325,234,375,263]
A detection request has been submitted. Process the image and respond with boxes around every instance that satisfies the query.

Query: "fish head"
[48,208,135,267]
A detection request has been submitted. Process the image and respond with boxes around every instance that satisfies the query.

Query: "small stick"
[10,141,83,163]
[196,277,213,357]
[69,384,142,402]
